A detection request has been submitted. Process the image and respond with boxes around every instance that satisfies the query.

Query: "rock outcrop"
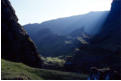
[1,0,42,67]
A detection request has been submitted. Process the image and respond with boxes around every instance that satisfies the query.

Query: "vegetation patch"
[1,59,88,80]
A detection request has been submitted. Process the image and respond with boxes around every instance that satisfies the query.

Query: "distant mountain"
[24,27,89,57]
[24,11,109,36]
[1,0,42,67]
[31,28,75,57]
[24,11,108,57]
[71,0,121,71]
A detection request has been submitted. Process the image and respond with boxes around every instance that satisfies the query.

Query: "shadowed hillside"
[1,0,42,67]
[70,0,121,73]
[24,12,108,57]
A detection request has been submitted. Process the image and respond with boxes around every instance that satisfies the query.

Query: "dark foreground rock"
[1,0,42,67]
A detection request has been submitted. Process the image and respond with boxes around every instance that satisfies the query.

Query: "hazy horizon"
[10,0,112,25]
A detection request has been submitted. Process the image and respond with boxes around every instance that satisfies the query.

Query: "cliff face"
[1,0,42,67]
[91,0,121,52]
[71,0,121,71]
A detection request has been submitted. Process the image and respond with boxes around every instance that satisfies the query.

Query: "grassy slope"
[1,59,88,80]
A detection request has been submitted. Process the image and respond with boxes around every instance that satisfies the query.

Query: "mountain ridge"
[24,11,109,36]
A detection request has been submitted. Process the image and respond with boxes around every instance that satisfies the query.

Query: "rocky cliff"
[1,0,42,67]
[91,0,121,51]
[71,0,121,71]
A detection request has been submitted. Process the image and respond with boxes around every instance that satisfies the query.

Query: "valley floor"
[1,59,88,80]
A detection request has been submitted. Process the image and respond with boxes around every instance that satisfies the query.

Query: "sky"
[10,0,113,25]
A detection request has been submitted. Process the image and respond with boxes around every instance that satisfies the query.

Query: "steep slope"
[25,27,83,57]
[91,0,121,52]
[1,59,88,80]
[1,0,42,67]
[23,26,89,57]
[71,0,121,71]
[32,28,74,57]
